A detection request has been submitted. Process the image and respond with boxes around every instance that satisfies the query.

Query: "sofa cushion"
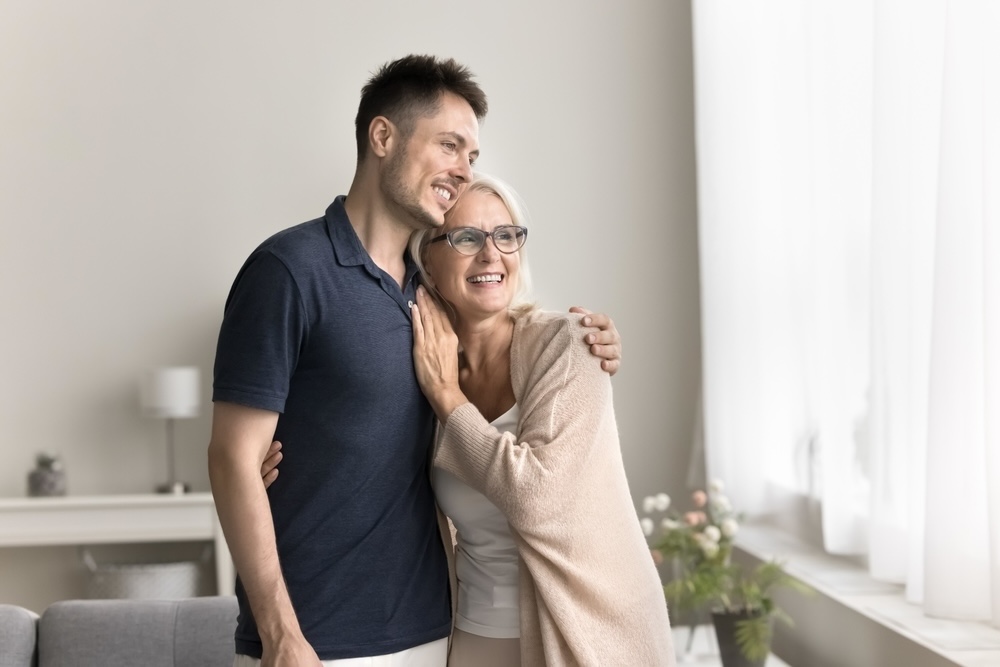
[174,597,238,667]
[0,604,38,667]
[37,596,237,667]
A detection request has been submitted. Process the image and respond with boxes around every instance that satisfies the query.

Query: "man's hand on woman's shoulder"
[569,306,622,376]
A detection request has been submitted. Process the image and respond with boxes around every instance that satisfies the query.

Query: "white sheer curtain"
[694,0,1000,625]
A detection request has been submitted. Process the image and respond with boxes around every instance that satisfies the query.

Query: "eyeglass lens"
[449,226,526,255]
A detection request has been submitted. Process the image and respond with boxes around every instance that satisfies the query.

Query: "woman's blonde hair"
[409,172,535,317]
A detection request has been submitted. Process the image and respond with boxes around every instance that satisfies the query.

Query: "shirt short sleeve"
[212,250,306,413]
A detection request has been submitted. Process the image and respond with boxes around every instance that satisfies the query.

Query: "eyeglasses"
[428,225,528,256]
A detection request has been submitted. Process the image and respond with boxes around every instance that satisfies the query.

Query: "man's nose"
[453,155,473,184]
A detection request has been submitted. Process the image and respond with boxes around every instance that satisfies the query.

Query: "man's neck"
[343,184,415,288]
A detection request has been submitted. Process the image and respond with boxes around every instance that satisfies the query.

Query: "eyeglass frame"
[427,225,528,256]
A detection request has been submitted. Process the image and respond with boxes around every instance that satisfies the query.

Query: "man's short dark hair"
[355,54,488,160]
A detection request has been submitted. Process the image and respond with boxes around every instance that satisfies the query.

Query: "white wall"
[0,0,700,610]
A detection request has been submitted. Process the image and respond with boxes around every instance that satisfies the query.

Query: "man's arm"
[569,306,622,375]
[208,401,321,667]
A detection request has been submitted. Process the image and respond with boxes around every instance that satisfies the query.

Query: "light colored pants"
[233,637,448,667]
[447,629,520,667]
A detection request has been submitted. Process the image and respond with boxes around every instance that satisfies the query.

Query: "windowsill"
[673,625,789,667]
[671,624,791,666]
[736,523,1000,667]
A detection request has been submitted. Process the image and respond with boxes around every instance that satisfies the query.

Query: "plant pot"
[711,609,773,667]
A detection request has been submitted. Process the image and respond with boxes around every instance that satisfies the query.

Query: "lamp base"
[156,481,191,495]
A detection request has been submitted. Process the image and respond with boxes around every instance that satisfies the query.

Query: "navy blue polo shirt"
[212,196,450,659]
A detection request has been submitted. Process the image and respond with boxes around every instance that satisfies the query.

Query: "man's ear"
[369,116,394,158]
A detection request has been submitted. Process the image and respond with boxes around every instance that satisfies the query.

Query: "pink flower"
[684,511,707,526]
[692,490,708,508]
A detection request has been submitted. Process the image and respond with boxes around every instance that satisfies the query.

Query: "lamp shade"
[141,366,201,419]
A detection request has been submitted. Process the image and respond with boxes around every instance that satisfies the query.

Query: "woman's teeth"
[467,274,502,283]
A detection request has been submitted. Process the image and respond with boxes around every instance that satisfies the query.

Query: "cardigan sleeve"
[433,313,614,530]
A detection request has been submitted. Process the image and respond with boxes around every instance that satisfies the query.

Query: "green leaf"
[734,615,772,662]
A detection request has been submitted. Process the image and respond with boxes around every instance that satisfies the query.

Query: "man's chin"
[410,207,445,231]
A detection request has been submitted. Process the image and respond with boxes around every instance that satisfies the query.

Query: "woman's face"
[423,189,521,322]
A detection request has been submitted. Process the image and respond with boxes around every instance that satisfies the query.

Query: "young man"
[208,55,621,667]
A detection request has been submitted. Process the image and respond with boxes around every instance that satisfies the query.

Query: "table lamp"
[141,366,200,494]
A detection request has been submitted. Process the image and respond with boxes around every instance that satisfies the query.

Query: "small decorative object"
[642,479,810,666]
[27,452,67,497]
[141,366,201,494]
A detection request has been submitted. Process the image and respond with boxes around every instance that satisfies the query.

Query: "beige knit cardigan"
[434,310,676,667]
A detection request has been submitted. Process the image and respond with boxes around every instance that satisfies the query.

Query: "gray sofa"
[0,596,237,667]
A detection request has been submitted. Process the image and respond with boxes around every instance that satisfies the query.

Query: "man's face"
[381,92,481,231]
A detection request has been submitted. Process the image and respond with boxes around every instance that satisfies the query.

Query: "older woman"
[409,174,675,666]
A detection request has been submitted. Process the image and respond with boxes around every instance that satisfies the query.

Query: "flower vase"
[670,558,713,660]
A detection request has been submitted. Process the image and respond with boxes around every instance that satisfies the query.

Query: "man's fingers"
[585,330,620,347]
[590,343,621,361]
[580,311,611,330]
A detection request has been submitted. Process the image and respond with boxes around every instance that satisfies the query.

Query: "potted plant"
[641,480,809,667]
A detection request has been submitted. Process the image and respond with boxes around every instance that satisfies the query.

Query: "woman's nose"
[478,236,502,260]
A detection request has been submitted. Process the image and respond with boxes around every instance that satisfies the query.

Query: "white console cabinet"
[0,493,234,596]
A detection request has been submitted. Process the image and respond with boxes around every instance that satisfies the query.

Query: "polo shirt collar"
[324,195,420,289]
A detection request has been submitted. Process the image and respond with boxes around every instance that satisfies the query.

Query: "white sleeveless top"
[431,404,520,639]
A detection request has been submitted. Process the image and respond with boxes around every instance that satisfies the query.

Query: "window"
[694,0,999,624]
